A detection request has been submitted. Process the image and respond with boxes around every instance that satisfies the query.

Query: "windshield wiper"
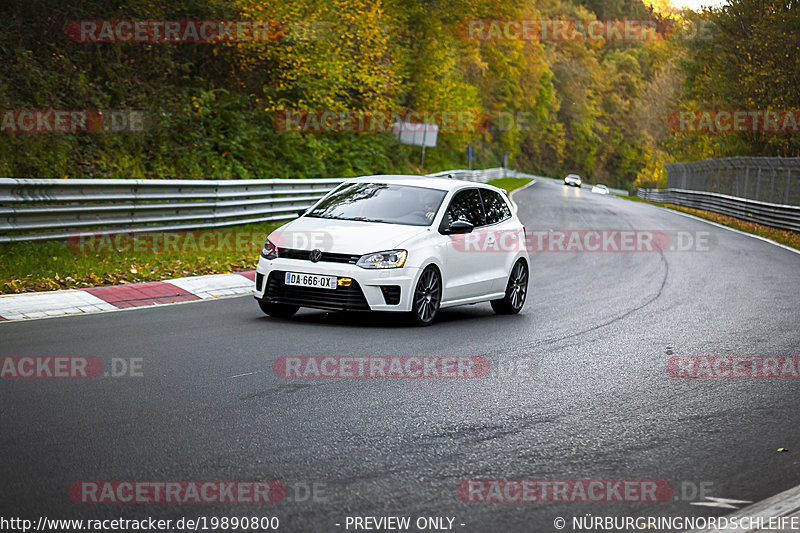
[308,214,388,223]
[346,216,388,223]
[305,213,347,219]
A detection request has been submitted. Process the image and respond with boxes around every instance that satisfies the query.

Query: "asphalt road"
[2,178,800,532]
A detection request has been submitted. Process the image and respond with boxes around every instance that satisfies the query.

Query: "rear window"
[481,189,512,225]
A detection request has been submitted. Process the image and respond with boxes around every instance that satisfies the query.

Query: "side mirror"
[443,220,474,235]
[296,208,307,217]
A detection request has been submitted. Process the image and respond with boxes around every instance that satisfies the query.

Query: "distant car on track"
[591,184,610,194]
[564,174,582,187]
[254,176,530,326]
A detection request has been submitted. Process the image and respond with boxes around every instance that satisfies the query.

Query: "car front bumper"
[254,256,420,312]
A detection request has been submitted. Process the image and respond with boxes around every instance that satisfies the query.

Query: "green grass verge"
[0,221,283,294]
[486,177,534,194]
[620,195,800,250]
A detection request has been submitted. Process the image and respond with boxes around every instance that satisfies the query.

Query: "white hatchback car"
[254,176,530,325]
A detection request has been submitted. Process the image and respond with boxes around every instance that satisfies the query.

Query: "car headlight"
[356,250,407,269]
[260,238,279,259]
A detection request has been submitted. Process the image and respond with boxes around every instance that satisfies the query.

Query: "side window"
[481,189,512,225]
[445,189,486,227]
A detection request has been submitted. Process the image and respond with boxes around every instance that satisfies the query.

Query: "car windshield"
[306,182,447,226]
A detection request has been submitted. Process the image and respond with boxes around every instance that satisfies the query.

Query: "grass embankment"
[621,195,800,250]
[0,175,536,295]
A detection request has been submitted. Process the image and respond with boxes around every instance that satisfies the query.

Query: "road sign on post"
[393,122,439,174]
[466,143,475,171]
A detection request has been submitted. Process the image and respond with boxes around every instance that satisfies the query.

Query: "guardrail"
[427,168,504,181]
[0,168,518,243]
[665,157,800,207]
[637,188,800,232]
[428,168,540,183]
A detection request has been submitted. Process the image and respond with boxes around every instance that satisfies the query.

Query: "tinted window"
[445,188,486,227]
[307,182,446,226]
[481,189,512,224]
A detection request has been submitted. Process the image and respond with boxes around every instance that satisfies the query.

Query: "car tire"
[258,301,299,319]
[410,266,442,326]
[491,259,528,315]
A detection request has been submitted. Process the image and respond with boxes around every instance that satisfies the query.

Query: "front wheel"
[410,267,442,326]
[258,300,299,319]
[491,260,528,315]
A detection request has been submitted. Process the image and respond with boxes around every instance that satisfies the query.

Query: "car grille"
[263,271,371,311]
[278,248,359,264]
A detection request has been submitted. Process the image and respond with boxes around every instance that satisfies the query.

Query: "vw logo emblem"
[309,249,323,262]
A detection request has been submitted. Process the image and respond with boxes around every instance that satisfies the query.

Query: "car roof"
[344,174,506,194]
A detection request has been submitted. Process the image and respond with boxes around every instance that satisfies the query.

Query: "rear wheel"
[258,301,299,319]
[411,267,442,326]
[491,260,528,315]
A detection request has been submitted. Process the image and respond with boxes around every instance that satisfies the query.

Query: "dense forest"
[1,0,798,189]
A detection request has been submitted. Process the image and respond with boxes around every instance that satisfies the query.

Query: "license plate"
[284,272,337,290]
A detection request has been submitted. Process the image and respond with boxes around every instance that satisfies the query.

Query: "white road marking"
[691,497,753,509]
[685,484,800,533]
[229,371,264,379]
